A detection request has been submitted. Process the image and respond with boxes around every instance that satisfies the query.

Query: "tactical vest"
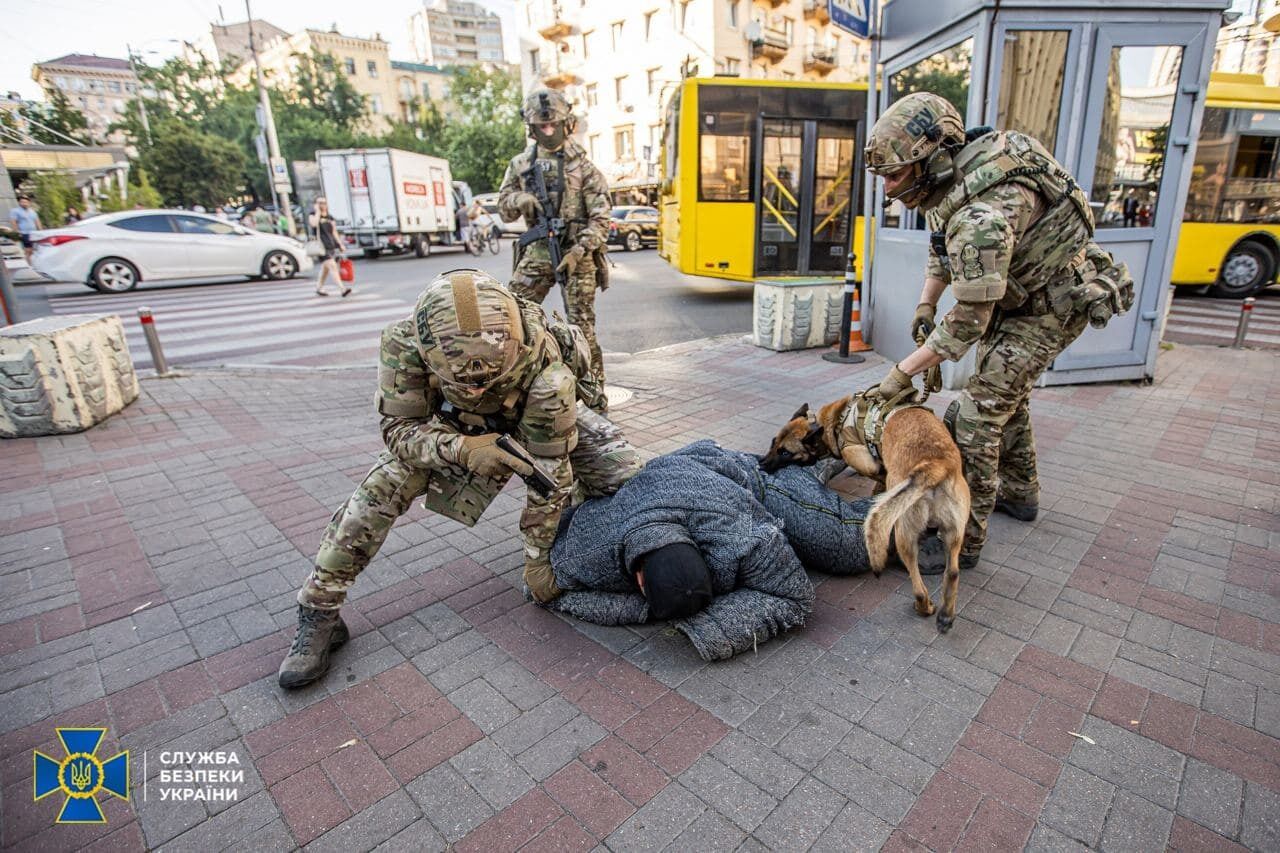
[927,131,1095,316]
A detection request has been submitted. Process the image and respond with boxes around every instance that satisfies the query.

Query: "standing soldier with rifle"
[499,88,612,393]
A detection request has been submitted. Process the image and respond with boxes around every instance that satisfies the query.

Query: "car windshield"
[610,209,633,220]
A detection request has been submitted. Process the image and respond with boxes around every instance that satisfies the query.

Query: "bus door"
[755,118,859,276]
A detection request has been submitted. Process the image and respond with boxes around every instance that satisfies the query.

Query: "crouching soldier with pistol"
[279,270,643,689]
[499,88,612,390]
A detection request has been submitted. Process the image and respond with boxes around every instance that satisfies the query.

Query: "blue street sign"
[829,0,869,38]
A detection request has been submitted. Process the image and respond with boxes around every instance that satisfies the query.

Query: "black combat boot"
[278,605,349,689]
[994,495,1039,522]
[959,553,980,571]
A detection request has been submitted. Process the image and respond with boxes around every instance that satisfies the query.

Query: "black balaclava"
[637,542,713,620]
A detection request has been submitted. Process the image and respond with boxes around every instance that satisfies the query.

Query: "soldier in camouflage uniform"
[864,92,1133,569]
[498,88,612,390]
[278,270,643,689]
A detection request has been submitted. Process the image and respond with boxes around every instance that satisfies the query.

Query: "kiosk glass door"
[756,118,859,275]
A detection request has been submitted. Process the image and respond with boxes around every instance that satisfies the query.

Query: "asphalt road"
[18,240,755,356]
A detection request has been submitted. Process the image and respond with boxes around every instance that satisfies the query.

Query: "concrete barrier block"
[752,279,843,352]
[0,314,138,437]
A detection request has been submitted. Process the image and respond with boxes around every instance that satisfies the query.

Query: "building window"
[615,75,627,103]
[725,58,740,75]
[589,133,600,159]
[529,48,540,75]
[107,80,121,93]
[728,0,739,28]
[782,18,794,44]
[611,21,624,51]
[73,78,87,91]
[422,81,431,99]
[645,11,656,40]
[89,79,102,92]
[586,83,598,107]
[344,57,356,75]
[367,60,379,77]
[125,82,136,93]
[371,95,382,114]
[615,127,634,159]
[647,67,659,95]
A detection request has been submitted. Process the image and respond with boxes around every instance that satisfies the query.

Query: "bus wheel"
[414,236,430,258]
[1210,241,1275,298]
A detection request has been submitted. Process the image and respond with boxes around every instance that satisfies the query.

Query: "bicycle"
[466,223,501,256]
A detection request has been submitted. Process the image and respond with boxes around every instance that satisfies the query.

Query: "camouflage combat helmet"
[522,88,576,149]
[865,92,967,208]
[413,270,540,413]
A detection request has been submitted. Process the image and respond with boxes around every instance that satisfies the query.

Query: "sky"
[2,0,521,101]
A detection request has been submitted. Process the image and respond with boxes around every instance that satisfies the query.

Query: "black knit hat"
[638,543,713,621]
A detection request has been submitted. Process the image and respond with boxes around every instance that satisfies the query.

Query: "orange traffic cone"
[846,283,873,352]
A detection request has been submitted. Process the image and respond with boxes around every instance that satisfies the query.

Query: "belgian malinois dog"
[761,397,970,631]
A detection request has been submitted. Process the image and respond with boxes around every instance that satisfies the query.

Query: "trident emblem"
[33,728,129,824]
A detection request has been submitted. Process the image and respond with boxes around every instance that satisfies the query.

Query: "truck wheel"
[1209,240,1275,298]
[363,248,381,260]
[414,236,429,258]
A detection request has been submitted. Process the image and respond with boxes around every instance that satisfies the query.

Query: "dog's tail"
[864,460,952,573]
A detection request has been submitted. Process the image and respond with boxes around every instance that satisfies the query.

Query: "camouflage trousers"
[952,309,1089,557]
[512,258,605,387]
[298,405,642,610]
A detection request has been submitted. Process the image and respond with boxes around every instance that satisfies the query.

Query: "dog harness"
[839,387,929,465]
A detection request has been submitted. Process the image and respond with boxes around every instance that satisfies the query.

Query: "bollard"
[1232,297,1255,348]
[0,255,19,326]
[822,252,868,364]
[137,307,171,375]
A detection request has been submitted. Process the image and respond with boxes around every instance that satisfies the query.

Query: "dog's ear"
[802,421,825,450]
[790,402,810,421]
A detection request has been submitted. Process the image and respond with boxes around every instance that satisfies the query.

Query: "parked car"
[606,206,659,251]
[474,193,526,235]
[30,210,313,293]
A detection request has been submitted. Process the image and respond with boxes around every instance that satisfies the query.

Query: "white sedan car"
[31,209,313,293]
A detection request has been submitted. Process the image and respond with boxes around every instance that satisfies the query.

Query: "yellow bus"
[658,78,869,282]
[1174,73,1280,297]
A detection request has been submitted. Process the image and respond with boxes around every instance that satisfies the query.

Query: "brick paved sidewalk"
[1,337,1278,851]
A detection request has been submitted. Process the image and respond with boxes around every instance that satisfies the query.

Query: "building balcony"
[750,29,790,62]
[761,0,787,7]
[537,18,573,41]
[541,67,582,88]
[803,47,838,73]
[802,0,831,24]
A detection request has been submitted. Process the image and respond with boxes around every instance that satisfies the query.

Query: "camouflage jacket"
[497,140,611,264]
[921,131,1094,360]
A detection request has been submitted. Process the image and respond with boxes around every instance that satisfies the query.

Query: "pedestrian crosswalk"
[47,279,414,369]
[1162,289,1280,350]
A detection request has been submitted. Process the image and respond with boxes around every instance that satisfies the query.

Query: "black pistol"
[496,435,557,498]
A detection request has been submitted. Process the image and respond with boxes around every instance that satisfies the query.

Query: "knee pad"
[944,399,961,441]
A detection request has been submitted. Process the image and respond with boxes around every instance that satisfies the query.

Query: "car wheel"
[414,236,429,258]
[262,250,298,280]
[91,258,139,293]
[363,249,381,260]
[625,230,642,252]
[1209,241,1275,298]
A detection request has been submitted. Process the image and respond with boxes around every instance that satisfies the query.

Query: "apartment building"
[517,0,868,186]
[1213,0,1280,86]
[223,25,453,130]
[409,0,507,66]
[30,54,140,144]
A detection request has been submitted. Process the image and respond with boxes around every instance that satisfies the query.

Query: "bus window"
[699,111,752,201]
[996,30,1070,153]
[663,88,681,182]
[1090,45,1182,229]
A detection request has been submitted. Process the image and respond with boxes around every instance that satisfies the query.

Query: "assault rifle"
[515,148,570,312]
[496,434,557,498]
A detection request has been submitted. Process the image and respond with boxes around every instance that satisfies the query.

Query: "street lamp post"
[245,0,296,236]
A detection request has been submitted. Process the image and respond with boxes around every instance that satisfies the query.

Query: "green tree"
[139,121,247,207]
[27,171,79,224]
[290,49,367,131]
[434,66,525,192]
[100,167,165,211]
[17,89,92,145]
[889,43,973,119]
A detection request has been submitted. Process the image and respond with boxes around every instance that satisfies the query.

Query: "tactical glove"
[557,244,586,277]
[523,560,562,604]
[510,192,539,221]
[911,302,937,344]
[455,434,534,480]
[876,365,916,402]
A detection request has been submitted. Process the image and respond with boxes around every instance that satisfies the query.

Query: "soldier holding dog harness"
[864,92,1133,570]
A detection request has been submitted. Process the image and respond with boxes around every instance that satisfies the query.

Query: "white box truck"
[316,148,466,258]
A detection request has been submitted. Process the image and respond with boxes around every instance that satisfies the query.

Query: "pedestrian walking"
[9,196,42,263]
[863,92,1133,571]
[498,88,612,392]
[310,197,350,297]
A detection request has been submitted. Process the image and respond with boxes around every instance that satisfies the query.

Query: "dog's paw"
[936,612,954,633]
[913,595,935,617]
